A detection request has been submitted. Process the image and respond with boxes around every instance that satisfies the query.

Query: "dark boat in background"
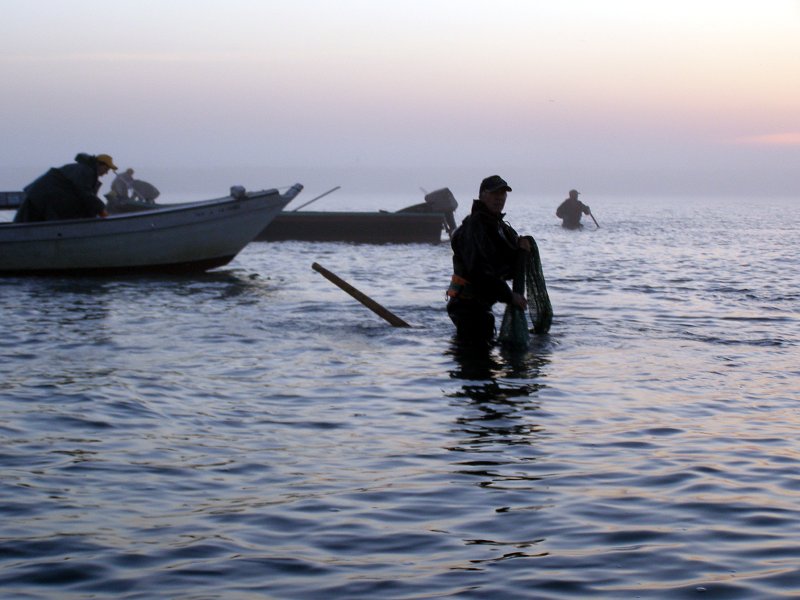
[257,210,445,244]
[257,187,458,244]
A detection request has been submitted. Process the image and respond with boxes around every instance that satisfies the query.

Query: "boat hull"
[0,185,302,275]
[256,210,446,244]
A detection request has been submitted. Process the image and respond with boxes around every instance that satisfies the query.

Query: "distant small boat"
[256,187,459,244]
[0,184,303,276]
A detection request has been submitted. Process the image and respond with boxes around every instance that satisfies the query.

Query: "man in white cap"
[14,153,117,222]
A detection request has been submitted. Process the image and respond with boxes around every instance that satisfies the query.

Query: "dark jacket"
[556,197,589,229]
[14,153,106,223]
[449,200,520,306]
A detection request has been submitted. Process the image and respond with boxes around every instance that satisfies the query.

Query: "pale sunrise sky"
[1,0,798,195]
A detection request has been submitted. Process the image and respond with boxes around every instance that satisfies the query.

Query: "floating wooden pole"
[312,262,411,328]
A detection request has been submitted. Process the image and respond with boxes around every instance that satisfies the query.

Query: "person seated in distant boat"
[556,189,591,229]
[13,153,116,223]
[108,168,160,206]
[446,175,531,345]
[111,168,136,200]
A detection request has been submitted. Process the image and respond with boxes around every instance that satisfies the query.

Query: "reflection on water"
[445,337,548,465]
[447,337,551,383]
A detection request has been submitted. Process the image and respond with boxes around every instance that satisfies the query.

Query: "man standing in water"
[446,175,531,344]
[556,189,592,229]
[14,153,117,223]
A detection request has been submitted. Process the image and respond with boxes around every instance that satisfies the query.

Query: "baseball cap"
[479,175,512,193]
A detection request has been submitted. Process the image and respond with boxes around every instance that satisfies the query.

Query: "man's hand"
[511,292,527,310]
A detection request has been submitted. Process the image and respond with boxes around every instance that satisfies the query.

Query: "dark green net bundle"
[498,237,553,349]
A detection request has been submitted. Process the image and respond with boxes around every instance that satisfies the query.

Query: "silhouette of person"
[446,175,532,345]
[14,153,116,223]
[556,189,591,229]
[111,168,136,199]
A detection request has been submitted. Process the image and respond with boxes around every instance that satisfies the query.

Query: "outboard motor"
[424,188,458,237]
[396,187,459,239]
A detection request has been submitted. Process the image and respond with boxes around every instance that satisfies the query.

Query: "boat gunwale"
[0,188,283,231]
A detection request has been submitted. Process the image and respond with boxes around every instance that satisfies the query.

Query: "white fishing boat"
[0,184,303,275]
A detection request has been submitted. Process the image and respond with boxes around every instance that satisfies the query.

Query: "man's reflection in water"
[447,337,549,393]
[444,340,554,567]
[445,337,551,450]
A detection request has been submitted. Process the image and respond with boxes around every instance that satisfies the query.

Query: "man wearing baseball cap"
[556,188,592,229]
[14,153,116,222]
[446,174,532,344]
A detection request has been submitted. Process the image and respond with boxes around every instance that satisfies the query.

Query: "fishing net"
[498,255,530,349]
[498,237,553,348]
[526,237,553,334]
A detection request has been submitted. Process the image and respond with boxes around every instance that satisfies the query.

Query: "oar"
[291,185,341,211]
[590,212,600,228]
[312,262,411,328]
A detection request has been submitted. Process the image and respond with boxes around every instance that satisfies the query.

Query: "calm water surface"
[1,195,798,599]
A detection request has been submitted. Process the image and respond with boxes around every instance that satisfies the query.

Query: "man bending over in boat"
[446,175,531,345]
[14,153,117,223]
[556,189,592,229]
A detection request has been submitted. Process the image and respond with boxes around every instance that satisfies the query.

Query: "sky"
[1,0,798,197]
